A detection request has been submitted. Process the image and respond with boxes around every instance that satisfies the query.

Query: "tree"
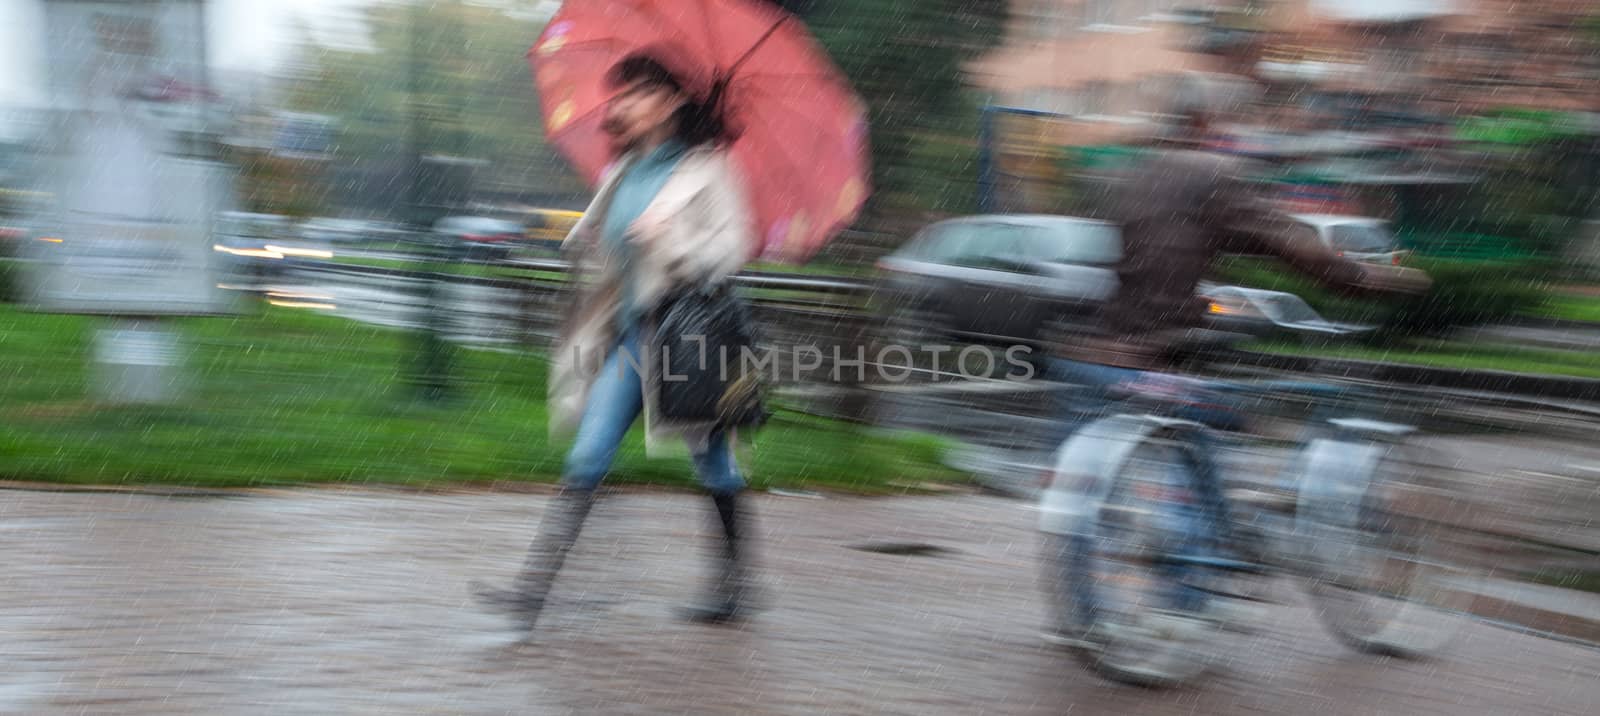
[280,1,581,215]
[806,0,1008,222]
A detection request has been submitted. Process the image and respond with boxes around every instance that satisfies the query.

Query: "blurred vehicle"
[524,208,584,250]
[874,215,1122,350]
[213,211,334,281]
[433,216,524,261]
[1290,214,1408,265]
[299,217,400,244]
[874,214,1367,359]
[0,224,25,259]
[1198,283,1372,341]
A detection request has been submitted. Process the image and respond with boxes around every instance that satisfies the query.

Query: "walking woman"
[472,54,758,630]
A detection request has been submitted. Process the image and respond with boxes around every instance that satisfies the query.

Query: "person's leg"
[1045,358,1142,447]
[473,330,646,629]
[691,430,744,496]
[1143,425,1246,617]
[683,430,754,623]
[560,330,647,490]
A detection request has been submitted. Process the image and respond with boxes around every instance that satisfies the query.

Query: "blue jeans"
[562,326,744,495]
[1049,358,1234,615]
[1046,358,1246,439]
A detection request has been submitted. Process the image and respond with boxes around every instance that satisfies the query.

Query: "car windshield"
[908,222,997,263]
[1261,294,1323,323]
[1030,221,1120,264]
[1328,223,1395,254]
[908,219,1119,266]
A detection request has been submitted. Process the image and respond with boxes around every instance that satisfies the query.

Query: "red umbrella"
[529,0,870,263]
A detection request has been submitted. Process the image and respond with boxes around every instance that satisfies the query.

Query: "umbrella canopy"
[530,0,870,262]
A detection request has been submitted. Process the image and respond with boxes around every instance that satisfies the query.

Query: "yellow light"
[264,245,334,259]
[1208,302,1233,315]
[266,290,333,301]
[38,237,63,243]
[267,299,336,310]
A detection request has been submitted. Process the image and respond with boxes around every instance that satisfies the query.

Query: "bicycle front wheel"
[1044,432,1221,687]
[1297,436,1475,657]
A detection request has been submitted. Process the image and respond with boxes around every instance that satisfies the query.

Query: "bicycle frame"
[1038,381,1418,583]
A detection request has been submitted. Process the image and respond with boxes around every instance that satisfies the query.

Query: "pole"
[407,0,455,403]
[977,104,996,214]
[977,105,1067,216]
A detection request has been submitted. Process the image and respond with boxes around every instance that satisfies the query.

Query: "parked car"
[524,208,585,250]
[874,215,1123,360]
[0,223,25,259]
[299,217,401,244]
[1197,283,1373,341]
[1290,214,1408,265]
[214,211,333,281]
[432,216,524,261]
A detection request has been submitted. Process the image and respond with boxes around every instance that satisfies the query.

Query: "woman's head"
[602,54,726,152]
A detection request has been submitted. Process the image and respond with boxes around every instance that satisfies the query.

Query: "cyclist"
[1041,72,1430,647]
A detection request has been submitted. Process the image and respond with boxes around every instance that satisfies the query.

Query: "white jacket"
[547,145,755,456]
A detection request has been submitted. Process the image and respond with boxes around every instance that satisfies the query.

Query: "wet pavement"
[2,488,1595,714]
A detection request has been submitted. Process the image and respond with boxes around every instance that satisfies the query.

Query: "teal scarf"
[600,139,689,332]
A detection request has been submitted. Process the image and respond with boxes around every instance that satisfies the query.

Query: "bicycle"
[1036,373,1476,687]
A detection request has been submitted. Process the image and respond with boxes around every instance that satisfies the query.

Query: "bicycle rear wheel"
[1298,437,1475,657]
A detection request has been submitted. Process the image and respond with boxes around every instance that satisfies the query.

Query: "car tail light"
[1039,467,1056,489]
[1392,253,1402,266]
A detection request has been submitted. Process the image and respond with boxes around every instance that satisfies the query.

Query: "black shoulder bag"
[651,281,770,427]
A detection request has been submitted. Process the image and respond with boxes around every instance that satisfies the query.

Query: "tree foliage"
[281,1,580,213]
[805,0,1007,220]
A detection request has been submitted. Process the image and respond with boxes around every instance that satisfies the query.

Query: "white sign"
[24,0,234,316]
[94,325,182,367]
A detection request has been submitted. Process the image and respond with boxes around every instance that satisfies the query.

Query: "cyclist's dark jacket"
[1064,148,1383,370]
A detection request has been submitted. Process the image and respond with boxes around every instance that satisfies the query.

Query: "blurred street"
[2,482,1596,715]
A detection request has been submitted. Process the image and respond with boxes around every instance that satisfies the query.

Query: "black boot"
[681,490,755,624]
[472,487,595,631]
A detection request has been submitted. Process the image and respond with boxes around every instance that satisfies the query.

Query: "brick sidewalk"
[0,489,1595,714]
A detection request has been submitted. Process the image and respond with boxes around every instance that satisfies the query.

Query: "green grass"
[0,303,957,491]
[1526,294,1600,324]
[1528,570,1600,595]
[746,261,872,279]
[1247,338,1600,380]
